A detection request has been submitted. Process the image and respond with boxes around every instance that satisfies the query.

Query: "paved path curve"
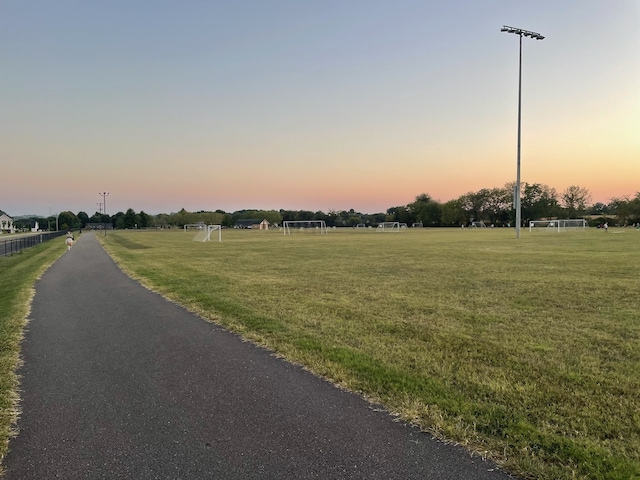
[4,233,514,479]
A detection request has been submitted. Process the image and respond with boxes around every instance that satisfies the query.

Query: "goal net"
[471,221,487,228]
[529,219,588,233]
[283,220,327,235]
[192,224,222,242]
[184,223,206,231]
[376,222,401,232]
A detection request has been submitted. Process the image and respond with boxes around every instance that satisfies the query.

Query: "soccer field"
[101,227,640,480]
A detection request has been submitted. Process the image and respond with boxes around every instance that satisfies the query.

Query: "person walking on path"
[65,230,74,251]
[4,233,513,480]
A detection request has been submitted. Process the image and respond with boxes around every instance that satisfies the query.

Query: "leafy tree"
[58,211,80,230]
[221,214,234,228]
[112,211,124,229]
[459,191,489,224]
[123,208,138,229]
[588,202,610,215]
[480,187,512,226]
[138,211,151,228]
[295,210,315,221]
[279,210,297,223]
[441,199,466,226]
[409,193,441,226]
[561,185,592,218]
[325,210,340,227]
[521,183,559,222]
[609,196,632,225]
[77,211,89,228]
[243,210,282,226]
[386,206,413,225]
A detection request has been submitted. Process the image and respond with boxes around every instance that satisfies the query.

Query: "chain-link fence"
[0,231,68,257]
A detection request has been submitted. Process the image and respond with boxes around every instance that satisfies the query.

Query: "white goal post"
[376,222,402,232]
[184,223,206,230]
[529,219,588,232]
[283,220,327,235]
[192,224,222,242]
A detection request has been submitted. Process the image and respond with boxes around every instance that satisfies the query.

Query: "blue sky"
[1,1,638,216]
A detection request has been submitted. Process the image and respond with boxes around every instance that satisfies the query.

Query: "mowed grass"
[0,240,64,470]
[100,227,640,480]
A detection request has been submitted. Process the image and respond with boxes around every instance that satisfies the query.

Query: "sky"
[1,1,638,217]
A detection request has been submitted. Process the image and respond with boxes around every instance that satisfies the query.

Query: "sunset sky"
[2,1,638,216]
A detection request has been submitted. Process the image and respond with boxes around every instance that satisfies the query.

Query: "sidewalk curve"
[4,233,514,479]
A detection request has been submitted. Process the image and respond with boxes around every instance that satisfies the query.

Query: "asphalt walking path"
[4,233,514,479]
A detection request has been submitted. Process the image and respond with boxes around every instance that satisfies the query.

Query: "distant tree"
[483,187,512,226]
[630,193,640,224]
[363,212,386,226]
[279,210,296,222]
[77,211,89,228]
[588,202,610,215]
[441,199,466,226]
[561,185,592,218]
[112,211,124,229]
[414,193,432,203]
[609,196,632,225]
[46,215,57,231]
[122,208,137,229]
[521,183,560,222]
[138,211,151,228]
[459,191,489,224]
[386,206,413,225]
[325,210,340,227]
[295,210,315,221]
[409,194,441,226]
[221,214,234,228]
[58,211,80,230]
[246,210,282,226]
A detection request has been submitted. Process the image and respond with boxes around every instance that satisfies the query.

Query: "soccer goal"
[283,220,327,235]
[471,221,487,228]
[376,222,401,232]
[529,219,588,233]
[192,224,222,242]
[184,223,206,231]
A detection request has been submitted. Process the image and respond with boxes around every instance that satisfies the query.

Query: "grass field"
[96,226,640,480]
[0,240,64,471]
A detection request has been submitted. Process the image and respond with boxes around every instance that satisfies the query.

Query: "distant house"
[235,219,261,229]
[0,211,15,234]
[259,219,270,230]
[86,223,113,231]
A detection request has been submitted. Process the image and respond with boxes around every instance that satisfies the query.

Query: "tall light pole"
[501,25,544,239]
[99,192,110,236]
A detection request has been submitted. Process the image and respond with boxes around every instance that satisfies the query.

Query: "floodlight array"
[501,25,544,40]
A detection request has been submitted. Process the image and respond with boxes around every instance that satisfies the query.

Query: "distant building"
[235,219,271,230]
[86,223,114,231]
[234,219,261,229]
[0,211,15,234]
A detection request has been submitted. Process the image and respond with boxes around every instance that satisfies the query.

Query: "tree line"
[11,184,640,231]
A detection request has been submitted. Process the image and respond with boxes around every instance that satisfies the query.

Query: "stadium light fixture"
[99,192,109,236]
[501,25,544,239]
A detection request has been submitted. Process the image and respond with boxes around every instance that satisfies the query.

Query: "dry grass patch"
[0,241,64,472]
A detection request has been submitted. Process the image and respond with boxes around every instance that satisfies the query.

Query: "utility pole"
[99,192,110,236]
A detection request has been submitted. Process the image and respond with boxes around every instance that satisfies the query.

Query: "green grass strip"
[0,241,63,471]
